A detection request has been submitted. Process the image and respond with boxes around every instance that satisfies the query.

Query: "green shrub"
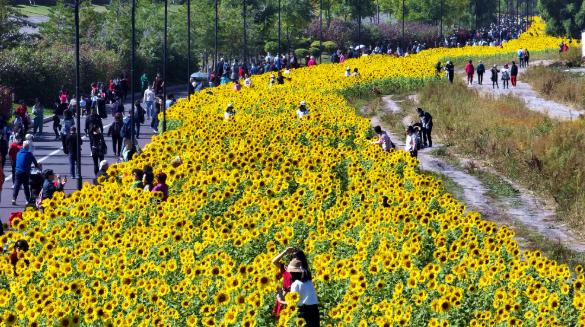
[309,47,321,57]
[264,41,278,55]
[294,48,310,58]
[310,41,321,49]
[323,41,338,53]
[0,43,122,106]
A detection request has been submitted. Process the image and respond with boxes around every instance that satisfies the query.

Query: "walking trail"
[462,60,584,121]
[363,95,585,253]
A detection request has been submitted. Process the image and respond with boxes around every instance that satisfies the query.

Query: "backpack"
[502,70,510,80]
[120,120,132,139]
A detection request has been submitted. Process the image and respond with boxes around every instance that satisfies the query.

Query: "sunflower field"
[0,18,583,326]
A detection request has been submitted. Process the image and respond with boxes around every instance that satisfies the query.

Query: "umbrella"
[190,72,208,80]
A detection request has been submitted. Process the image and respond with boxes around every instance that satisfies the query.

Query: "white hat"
[227,103,233,108]
[300,101,306,106]
[99,160,109,170]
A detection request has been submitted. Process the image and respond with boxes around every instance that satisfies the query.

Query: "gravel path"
[463,60,584,121]
[365,96,585,252]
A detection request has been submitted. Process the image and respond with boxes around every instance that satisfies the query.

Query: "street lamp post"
[214,0,218,76]
[74,0,81,190]
[319,0,323,62]
[187,0,191,96]
[162,0,167,133]
[278,0,281,56]
[131,0,135,143]
[439,0,443,38]
[402,0,405,49]
[243,0,247,66]
[358,0,361,47]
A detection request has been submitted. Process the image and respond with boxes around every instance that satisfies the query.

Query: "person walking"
[465,60,475,85]
[12,141,39,205]
[417,108,433,148]
[108,113,124,157]
[134,100,145,138]
[65,127,82,179]
[524,49,530,67]
[445,61,455,84]
[510,62,519,87]
[476,61,485,85]
[517,48,524,68]
[60,110,75,151]
[405,126,418,158]
[501,64,511,89]
[32,99,44,135]
[84,109,103,136]
[140,72,149,93]
[143,85,156,121]
[490,65,500,89]
[89,126,107,175]
[434,61,442,78]
[8,135,22,187]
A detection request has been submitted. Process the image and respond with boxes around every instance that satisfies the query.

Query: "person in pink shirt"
[465,60,475,85]
[151,172,168,201]
[307,56,317,67]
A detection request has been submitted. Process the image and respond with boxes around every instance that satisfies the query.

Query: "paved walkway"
[0,86,187,223]
[463,61,584,121]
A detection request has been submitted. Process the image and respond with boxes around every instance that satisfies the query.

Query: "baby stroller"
[29,167,44,205]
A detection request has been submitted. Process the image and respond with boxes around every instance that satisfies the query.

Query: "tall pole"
[498,0,501,43]
[278,0,281,56]
[162,0,167,132]
[74,0,81,190]
[187,0,191,96]
[516,0,519,27]
[319,0,323,62]
[131,0,136,144]
[243,0,247,66]
[402,0,405,50]
[439,0,443,38]
[474,0,478,31]
[358,0,362,47]
[214,0,218,76]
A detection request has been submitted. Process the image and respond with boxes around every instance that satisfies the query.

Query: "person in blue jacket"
[12,141,40,205]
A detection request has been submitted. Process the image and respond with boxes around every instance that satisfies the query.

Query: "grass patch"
[466,166,520,199]
[522,64,585,108]
[416,79,585,234]
[14,4,52,16]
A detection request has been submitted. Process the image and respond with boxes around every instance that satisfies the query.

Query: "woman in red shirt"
[271,247,295,316]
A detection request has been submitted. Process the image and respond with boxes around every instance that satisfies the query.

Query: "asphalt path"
[0,86,187,224]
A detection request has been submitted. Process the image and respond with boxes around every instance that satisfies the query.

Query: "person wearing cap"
[282,257,320,326]
[224,104,235,120]
[476,60,486,85]
[444,60,455,83]
[94,160,109,185]
[151,172,168,201]
[490,64,500,89]
[13,140,39,205]
[41,169,66,200]
[296,101,309,119]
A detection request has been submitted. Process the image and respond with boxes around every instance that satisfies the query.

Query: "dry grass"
[522,65,585,108]
[416,80,585,235]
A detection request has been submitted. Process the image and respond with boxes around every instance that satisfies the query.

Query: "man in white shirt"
[296,101,309,118]
[143,86,155,120]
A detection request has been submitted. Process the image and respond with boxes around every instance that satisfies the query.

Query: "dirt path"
[367,96,585,253]
[461,60,584,121]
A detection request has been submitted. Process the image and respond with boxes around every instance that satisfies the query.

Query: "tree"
[539,0,584,38]
[0,0,24,49]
